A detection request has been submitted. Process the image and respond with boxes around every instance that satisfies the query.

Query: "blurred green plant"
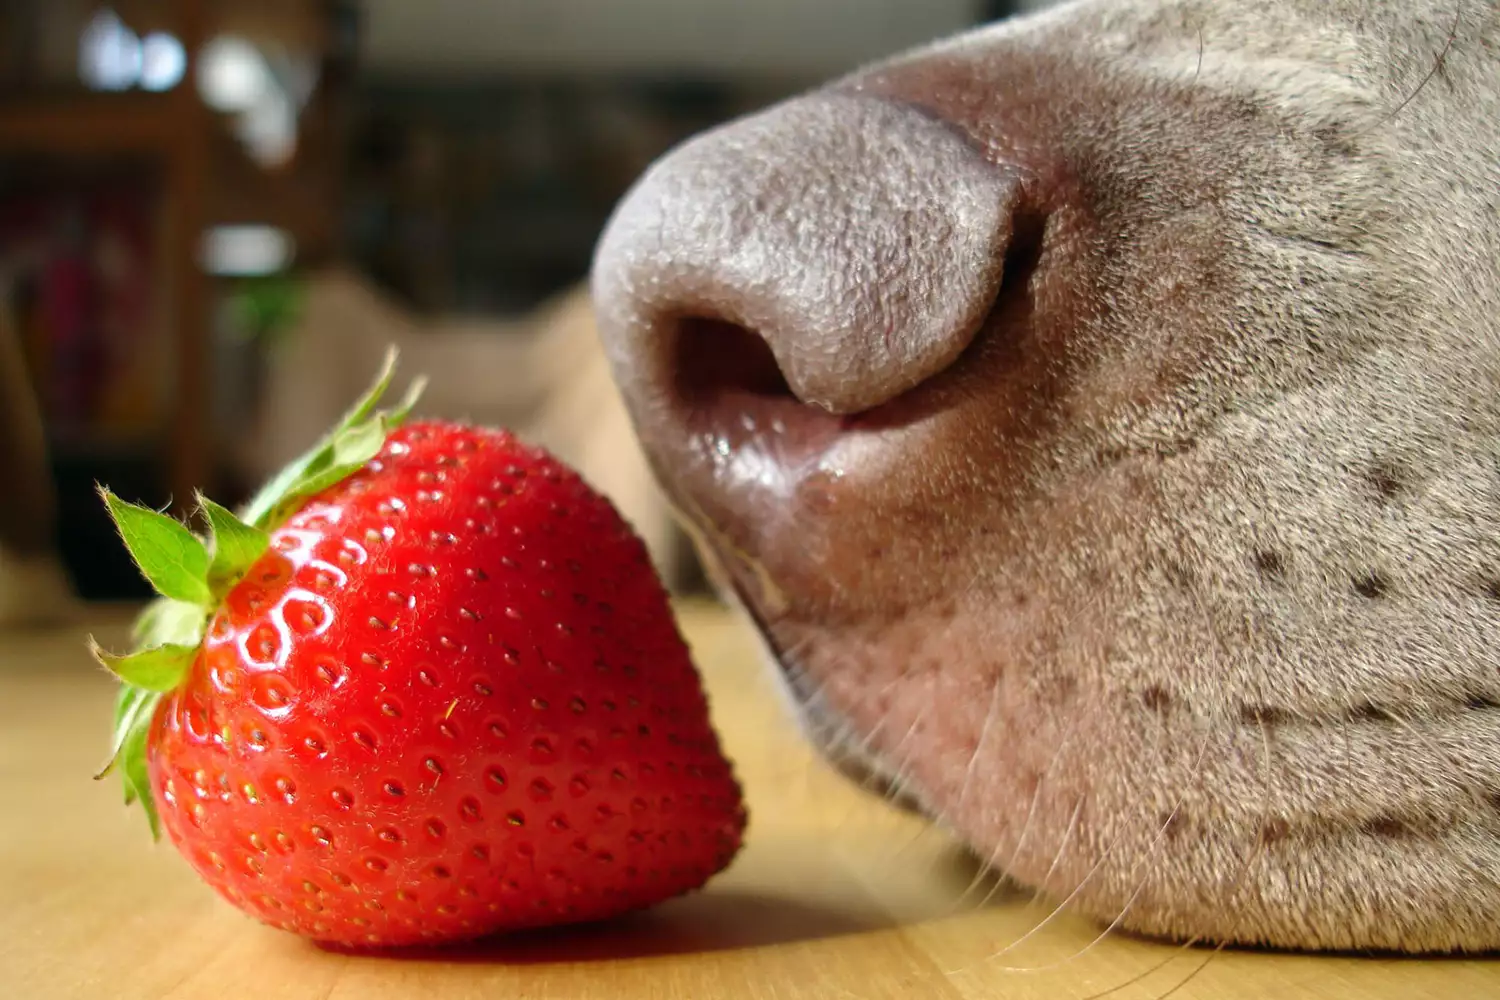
[227,275,306,348]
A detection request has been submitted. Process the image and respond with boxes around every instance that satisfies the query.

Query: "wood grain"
[1,602,1493,999]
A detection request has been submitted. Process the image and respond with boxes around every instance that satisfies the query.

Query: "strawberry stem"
[239,346,426,531]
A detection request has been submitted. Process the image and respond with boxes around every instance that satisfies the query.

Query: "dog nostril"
[673,319,793,407]
[670,317,848,462]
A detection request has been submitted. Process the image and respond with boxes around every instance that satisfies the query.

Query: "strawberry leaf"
[119,702,161,839]
[90,639,197,692]
[132,597,209,650]
[108,684,150,768]
[387,374,427,426]
[97,683,164,838]
[199,495,270,597]
[271,404,410,513]
[240,347,422,531]
[100,489,211,605]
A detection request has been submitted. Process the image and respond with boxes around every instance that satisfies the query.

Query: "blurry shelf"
[0,1,344,519]
[0,93,183,155]
[0,1,209,515]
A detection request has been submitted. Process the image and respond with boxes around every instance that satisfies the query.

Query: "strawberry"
[92,351,746,947]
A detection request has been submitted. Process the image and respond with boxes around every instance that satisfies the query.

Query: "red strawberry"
[93,352,745,947]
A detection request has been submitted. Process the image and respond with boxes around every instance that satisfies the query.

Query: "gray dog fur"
[593,0,1500,953]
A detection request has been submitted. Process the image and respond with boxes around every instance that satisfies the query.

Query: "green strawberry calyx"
[90,348,425,838]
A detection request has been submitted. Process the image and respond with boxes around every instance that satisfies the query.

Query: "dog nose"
[592,92,1018,418]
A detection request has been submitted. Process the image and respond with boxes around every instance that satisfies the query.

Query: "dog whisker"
[1360,0,1465,134]
[1000,718,1216,963]
[1124,560,1298,997]
[950,583,1115,913]
[1130,577,1281,997]
[953,708,1082,915]
[1096,720,1274,1000]
[953,671,1004,818]
[961,566,1237,977]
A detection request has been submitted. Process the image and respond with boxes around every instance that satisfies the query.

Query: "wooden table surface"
[2,602,1494,999]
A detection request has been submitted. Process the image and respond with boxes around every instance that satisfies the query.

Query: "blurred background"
[0,0,1043,603]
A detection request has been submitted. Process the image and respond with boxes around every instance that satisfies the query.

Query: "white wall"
[361,0,986,77]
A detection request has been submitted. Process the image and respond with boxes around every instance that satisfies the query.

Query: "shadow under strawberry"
[312,888,883,962]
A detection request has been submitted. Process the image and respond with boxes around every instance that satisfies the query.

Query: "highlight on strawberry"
[91,349,746,947]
